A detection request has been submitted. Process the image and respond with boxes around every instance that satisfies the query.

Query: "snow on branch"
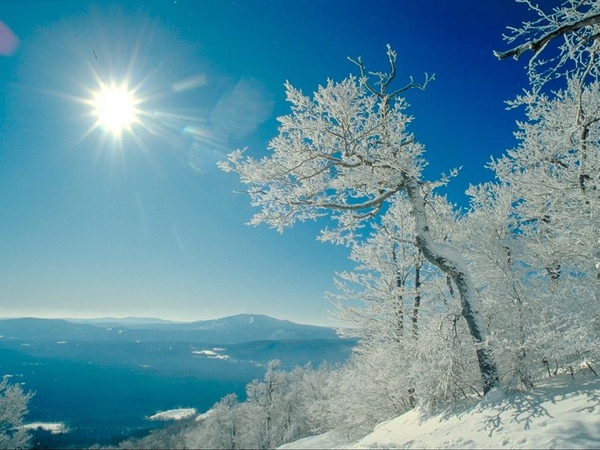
[495,1,600,88]
[494,12,600,61]
[219,52,428,236]
[348,44,435,101]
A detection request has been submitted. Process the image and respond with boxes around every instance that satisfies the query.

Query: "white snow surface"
[148,408,197,421]
[22,422,68,434]
[279,431,351,449]
[281,375,600,449]
[192,349,229,360]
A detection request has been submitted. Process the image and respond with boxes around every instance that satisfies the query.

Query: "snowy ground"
[281,374,600,449]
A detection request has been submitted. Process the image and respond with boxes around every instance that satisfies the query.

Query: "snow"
[480,386,506,406]
[195,409,215,421]
[281,374,600,449]
[279,431,352,449]
[192,349,229,360]
[148,408,197,421]
[22,422,68,434]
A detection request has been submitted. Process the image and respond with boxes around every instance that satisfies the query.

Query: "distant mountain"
[0,317,111,342]
[0,314,353,382]
[69,316,174,326]
[61,313,340,344]
[0,315,350,372]
[180,314,340,343]
[0,314,354,449]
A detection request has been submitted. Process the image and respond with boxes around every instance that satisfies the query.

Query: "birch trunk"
[403,175,500,394]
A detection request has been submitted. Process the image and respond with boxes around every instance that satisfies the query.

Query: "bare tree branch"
[494,12,600,60]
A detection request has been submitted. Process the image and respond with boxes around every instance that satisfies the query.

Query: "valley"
[0,315,353,448]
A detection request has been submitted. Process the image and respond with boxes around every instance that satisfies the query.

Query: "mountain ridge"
[69,313,332,329]
[0,314,342,344]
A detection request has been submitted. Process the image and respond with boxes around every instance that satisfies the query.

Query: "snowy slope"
[281,374,600,449]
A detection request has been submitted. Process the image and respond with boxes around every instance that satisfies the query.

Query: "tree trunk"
[403,176,500,394]
[412,254,422,338]
[392,244,405,340]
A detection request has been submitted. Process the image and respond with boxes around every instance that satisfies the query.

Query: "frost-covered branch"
[494,12,600,60]
[292,187,401,212]
[348,44,434,101]
[495,0,600,88]
[219,70,425,236]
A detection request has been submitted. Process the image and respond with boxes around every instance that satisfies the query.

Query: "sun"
[91,83,139,137]
[73,73,152,150]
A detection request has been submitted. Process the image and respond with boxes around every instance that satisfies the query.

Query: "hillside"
[281,373,600,449]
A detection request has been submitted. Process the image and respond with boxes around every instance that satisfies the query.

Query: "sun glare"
[71,47,210,157]
[92,84,139,136]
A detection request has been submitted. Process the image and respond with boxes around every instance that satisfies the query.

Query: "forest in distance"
[4,0,600,448]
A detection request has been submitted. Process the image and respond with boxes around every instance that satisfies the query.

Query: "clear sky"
[0,0,539,325]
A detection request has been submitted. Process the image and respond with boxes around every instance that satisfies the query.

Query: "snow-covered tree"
[244,360,285,449]
[495,0,600,89]
[183,394,241,449]
[476,79,600,376]
[117,419,194,450]
[219,45,500,395]
[467,0,600,381]
[182,362,332,449]
[325,188,492,410]
[458,182,539,389]
[329,183,465,340]
[311,288,486,435]
[243,360,323,448]
[330,194,430,343]
[0,376,33,450]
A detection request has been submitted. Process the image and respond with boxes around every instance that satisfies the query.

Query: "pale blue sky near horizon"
[0,0,542,326]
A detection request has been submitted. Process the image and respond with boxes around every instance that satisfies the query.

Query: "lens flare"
[0,20,19,56]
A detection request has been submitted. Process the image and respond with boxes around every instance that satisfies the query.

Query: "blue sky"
[0,0,537,325]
